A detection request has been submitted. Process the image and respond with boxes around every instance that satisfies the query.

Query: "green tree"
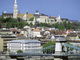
[29,17,34,21]
[39,23,51,27]
[29,22,33,27]
[17,22,27,28]
[17,50,23,53]
[43,41,55,54]
[63,21,73,29]
[53,23,65,30]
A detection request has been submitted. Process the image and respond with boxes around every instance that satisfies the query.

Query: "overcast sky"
[0,0,80,20]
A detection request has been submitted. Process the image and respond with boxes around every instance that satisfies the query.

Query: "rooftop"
[8,39,41,43]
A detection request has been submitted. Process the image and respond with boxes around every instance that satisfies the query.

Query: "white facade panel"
[7,40,42,53]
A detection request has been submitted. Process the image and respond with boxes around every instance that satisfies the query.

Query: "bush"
[17,50,23,53]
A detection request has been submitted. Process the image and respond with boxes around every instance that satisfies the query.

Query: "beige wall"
[0,38,3,52]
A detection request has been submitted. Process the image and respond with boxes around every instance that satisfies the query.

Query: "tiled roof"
[27,14,33,18]
[33,13,48,17]
[49,16,56,19]
[17,14,33,18]
[17,14,24,17]
[32,28,41,32]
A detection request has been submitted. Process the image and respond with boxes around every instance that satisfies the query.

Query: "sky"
[0,0,80,20]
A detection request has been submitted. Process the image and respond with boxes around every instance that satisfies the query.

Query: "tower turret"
[13,0,18,18]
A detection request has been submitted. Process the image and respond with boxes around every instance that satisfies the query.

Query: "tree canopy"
[17,50,23,53]
[0,17,80,30]
[0,17,28,28]
[42,41,55,54]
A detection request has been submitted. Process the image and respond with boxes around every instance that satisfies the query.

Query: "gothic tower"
[13,0,18,18]
[56,15,62,23]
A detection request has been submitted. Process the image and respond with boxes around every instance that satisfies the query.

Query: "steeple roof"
[14,0,17,3]
[13,0,18,18]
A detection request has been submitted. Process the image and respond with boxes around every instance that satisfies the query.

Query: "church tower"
[13,0,18,18]
[56,15,62,23]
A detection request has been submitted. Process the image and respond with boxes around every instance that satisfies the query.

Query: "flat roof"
[8,40,41,43]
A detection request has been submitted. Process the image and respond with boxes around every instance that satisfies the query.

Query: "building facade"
[7,40,42,53]
[0,29,17,52]
[13,0,18,18]
[31,28,42,38]
[1,0,64,25]
[0,38,3,52]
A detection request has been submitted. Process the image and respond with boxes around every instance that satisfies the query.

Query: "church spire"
[14,0,17,4]
[13,0,18,18]
[56,14,60,19]
[56,15,62,23]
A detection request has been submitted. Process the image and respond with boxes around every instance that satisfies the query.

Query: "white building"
[31,28,42,38]
[56,16,62,23]
[7,40,42,53]
[36,16,49,23]
[13,0,18,18]
[48,16,57,24]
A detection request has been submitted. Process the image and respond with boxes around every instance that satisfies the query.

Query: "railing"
[63,43,80,50]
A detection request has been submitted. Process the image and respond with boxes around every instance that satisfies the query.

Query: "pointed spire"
[56,15,62,23]
[14,0,17,3]
[57,15,61,20]
[13,0,18,18]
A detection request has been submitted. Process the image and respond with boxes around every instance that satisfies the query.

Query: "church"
[2,0,33,20]
[2,0,64,25]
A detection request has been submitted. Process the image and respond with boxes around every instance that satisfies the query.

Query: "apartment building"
[7,40,42,53]
[0,29,17,52]
[0,38,3,52]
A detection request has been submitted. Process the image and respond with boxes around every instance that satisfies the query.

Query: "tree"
[17,50,23,53]
[29,22,33,27]
[29,17,34,21]
[18,22,27,28]
[0,17,28,28]
[39,23,51,27]
[43,41,55,54]
[53,23,65,30]
[63,21,73,29]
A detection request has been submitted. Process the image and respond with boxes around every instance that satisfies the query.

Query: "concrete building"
[0,37,17,52]
[7,40,42,53]
[35,15,49,23]
[31,28,42,38]
[0,29,17,52]
[2,13,13,18]
[56,16,62,23]
[0,29,9,34]
[0,38,3,52]
[48,16,57,24]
